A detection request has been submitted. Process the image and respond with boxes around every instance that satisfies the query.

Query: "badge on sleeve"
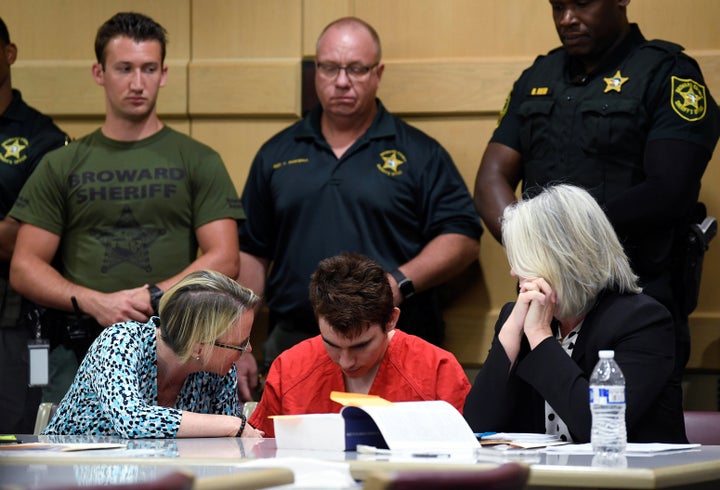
[671,76,707,121]
[496,89,513,128]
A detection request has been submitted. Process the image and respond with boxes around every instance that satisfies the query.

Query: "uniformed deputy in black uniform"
[475,1,719,383]
[0,17,67,433]
[238,17,482,386]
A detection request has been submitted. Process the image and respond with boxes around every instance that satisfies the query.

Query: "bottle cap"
[598,350,614,358]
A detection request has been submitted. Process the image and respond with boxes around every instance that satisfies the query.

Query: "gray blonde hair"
[158,270,260,363]
[501,184,640,319]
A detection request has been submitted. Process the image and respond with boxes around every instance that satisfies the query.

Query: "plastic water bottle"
[589,350,626,455]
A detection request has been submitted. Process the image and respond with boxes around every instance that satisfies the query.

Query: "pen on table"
[475,432,497,439]
[411,452,451,458]
[357,445,450,458]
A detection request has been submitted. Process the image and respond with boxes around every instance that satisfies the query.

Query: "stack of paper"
[273,392,480,452]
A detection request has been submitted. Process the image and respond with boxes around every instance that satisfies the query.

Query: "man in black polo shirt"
[238,17,482,387]
[0,17,67,433]
[474,0,720,376]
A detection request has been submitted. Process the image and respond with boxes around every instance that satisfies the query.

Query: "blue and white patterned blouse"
[43,318,239,438]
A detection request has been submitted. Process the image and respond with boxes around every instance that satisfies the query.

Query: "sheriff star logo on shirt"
[90,205,165,273]
[603,70,629,93]
[671,76,707,122]
[376,150,407,177]
[0,137,29,165]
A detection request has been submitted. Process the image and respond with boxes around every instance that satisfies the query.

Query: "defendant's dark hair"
[309,252,394,338]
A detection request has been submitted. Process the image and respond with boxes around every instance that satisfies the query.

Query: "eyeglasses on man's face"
[316,62,378,80]
[213,336,250,353]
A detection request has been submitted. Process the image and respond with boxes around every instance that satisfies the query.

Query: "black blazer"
[464,290,687,443]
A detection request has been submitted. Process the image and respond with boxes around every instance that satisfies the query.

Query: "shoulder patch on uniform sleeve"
[671,76,708,122]
[496,89,512,128]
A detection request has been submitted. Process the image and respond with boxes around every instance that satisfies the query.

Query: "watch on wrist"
[148,284,163,316]
[390,269,415,300]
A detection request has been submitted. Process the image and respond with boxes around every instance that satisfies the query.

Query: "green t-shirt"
[11,126,244,292]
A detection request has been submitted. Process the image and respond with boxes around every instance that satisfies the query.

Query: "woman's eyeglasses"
[213,336,250,353]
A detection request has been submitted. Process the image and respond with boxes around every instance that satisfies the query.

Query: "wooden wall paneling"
[378,59,531,115]
[191,0,301,58]
[628,0,720,49]
[13,60,188,117]
[188,60,300,116]
[190,119,298,194]
[301,0,354,57]
[12,62,101,116]
[3,0,190,60]
[352,0,558,59]
[188,0,304,141]
[402,117,491,196]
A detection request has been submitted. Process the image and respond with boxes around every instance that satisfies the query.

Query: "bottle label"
[589,386,625,404]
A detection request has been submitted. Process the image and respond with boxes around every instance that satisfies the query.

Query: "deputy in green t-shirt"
[9,12,244,403]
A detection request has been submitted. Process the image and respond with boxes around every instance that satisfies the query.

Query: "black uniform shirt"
[0,89,65,324]
[1,89,66,219]
[239,99,482,316]
[491,25,719,275]
[493,25,719,203]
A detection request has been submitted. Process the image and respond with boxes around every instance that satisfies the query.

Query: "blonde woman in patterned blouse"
[44,270,264,438]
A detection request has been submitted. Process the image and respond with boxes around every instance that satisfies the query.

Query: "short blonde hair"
[158,270,260,363]
[502,185,640,319]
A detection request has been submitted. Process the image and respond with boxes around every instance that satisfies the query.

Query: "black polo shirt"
[1,89,66,219]
[1,89,66,280]
[240,99,482,317]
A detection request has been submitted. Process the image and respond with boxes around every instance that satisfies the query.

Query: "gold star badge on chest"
[1,137,29,164]
[603,70,629,93]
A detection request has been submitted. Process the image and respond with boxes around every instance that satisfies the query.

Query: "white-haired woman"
[464,185,686,443]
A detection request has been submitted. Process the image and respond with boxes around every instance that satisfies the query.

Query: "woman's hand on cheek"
[522,278,556,349]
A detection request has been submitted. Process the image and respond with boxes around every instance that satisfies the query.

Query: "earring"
[194,355,201,361]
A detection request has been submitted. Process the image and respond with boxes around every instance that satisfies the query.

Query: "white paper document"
[273,395,479,452]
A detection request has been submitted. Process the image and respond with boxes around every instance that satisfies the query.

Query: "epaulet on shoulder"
[644,39,684,54]
[532,46,563,64]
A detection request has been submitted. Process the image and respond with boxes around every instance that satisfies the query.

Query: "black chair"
[684,410,720,445]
